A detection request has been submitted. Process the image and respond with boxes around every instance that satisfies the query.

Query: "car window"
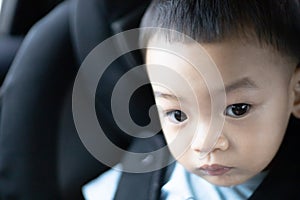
[0,0,3,16]
[0,0,18,35]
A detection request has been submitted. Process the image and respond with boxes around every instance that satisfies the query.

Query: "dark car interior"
[0,0,153,199]
[0,0,63,85]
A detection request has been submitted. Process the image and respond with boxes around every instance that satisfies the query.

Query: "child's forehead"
[146,36,296,69]
[144,28,273,58]
[146,37,297,89]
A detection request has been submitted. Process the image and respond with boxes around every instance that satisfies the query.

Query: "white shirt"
[162,164,268,200]
[82,163,267,200]
[82,164,122,200]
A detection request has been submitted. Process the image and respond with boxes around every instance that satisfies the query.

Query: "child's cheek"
[162,125,195,157]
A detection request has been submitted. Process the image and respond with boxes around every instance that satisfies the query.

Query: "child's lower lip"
[199,164,232,176]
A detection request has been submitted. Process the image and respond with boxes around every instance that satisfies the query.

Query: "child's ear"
[292,64,300,118]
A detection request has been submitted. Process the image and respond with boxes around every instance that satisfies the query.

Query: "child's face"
[146,39,298,186]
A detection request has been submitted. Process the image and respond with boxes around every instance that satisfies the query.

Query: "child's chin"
[203,175,247,187]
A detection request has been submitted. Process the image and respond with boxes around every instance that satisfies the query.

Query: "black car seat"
[0,36,23,85]
[0,0,64,86]
[0,0,152,199]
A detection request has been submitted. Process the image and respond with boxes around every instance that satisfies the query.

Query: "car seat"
[0,36,23,85]
[0,0,152,199]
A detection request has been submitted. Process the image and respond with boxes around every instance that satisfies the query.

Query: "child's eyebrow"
[153,77,258,100]
[224,77,259,93]
[154,91,179,101]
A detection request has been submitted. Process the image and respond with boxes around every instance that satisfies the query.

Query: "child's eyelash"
[224,103,252,118]
[159,102,253,125]
[166,110,188,123]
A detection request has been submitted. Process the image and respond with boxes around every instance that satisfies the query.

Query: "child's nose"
[213,134,230,151]
[191,133,229,153]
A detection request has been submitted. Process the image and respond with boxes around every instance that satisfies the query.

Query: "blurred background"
[0,0,154,199]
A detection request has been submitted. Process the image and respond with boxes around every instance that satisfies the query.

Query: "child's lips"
[199,164,233,176]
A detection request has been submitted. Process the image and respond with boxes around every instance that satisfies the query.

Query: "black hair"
[140,0,300,62]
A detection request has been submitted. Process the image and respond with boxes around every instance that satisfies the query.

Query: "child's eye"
[166,110,188,124]
[225,103,251,118]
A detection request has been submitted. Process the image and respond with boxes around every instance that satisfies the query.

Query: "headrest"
[70,0,151,65]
